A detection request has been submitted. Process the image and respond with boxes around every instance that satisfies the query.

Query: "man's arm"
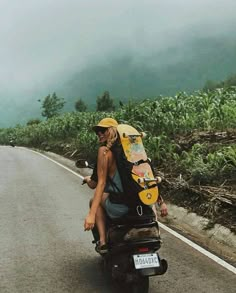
[157,195,168,217]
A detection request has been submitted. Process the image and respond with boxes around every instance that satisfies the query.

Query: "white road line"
[28,148,236,275]
[158,222,236,274]
[27,149,84,180]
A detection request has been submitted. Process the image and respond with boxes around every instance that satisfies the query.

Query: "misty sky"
[0,0,236,126]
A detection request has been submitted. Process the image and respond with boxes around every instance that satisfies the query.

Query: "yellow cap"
[92,118,118,130]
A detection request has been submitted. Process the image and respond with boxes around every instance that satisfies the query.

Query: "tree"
[75,98,87,112]
[203,80,217,92]
[96,91,115,112]
[203,74,236,92]
[27,118,41,126]
[41,92,65,119]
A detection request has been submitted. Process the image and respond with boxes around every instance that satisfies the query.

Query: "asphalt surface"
[0,146,235,293]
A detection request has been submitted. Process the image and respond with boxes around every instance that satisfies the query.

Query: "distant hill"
[1,35,236,127]
[59,35,236,110]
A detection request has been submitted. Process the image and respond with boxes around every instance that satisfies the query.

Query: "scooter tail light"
[138,247,149,253]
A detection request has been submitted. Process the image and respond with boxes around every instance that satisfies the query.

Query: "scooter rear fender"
[108,238,162,255]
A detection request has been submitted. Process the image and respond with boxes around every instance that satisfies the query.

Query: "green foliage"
[203,74,236,91]
[96,91,115,112]
[177,144,236,184]
[203,80,218,92]
[75,98,87,112]
[27,118,41,126]
[75,131,98,161]
[127,88,235,133]
[0,87,235,186]
[145,134,177,165]
[41,92,65,119]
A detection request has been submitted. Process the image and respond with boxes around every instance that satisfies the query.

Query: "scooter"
[76,159,168,293]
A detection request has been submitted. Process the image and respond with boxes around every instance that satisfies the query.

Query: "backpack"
[110,124,159,208]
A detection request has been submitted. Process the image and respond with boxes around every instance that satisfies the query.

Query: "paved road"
[0,146,235,293]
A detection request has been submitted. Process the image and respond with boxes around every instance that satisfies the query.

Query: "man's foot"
[95,241,108,254]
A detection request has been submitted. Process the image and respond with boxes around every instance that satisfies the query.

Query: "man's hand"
[83,176,97,189]
[160,202,168,217]
[82,176,90,185]
[84,213,95,231]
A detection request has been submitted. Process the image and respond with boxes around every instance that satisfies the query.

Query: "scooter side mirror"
[75,159,89,168]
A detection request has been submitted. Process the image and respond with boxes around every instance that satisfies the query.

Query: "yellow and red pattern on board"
[117,124,159,205]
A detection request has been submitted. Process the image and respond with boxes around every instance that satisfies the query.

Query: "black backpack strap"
[133,159,149,166]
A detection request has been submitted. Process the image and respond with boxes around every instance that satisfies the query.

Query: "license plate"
[133,253,160,269]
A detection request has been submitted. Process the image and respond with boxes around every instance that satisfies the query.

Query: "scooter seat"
[110,206,156,226]
[111,206,156,225]
[110,214,155,226]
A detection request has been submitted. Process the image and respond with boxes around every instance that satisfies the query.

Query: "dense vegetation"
[1,86,236,231]
[203,74,236,91]
[1,87,235,187]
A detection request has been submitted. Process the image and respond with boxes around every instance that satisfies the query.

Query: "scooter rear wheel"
[130,276,149,293]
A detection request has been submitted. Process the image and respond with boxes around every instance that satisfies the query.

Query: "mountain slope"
[60,36,236,109]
